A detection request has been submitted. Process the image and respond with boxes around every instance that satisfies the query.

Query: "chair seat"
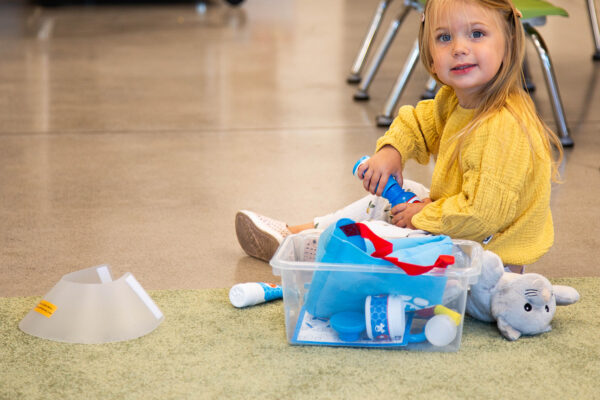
[513,0,568,20]
[412,0,567,22]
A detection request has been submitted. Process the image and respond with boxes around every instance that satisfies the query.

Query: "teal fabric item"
[315,220,453,270]
[304,219,453,318]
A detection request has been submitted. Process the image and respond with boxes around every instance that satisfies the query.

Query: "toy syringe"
[353,156,421,206]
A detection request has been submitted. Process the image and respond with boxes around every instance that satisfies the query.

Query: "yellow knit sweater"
[376,86,554,265]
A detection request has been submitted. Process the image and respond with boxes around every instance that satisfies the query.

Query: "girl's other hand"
[356,145,404,196]
[391,198,431,229]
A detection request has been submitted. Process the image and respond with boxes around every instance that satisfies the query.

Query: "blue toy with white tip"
[353,156,421,206]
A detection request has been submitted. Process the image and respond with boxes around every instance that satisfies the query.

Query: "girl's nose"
[452,39,469,56]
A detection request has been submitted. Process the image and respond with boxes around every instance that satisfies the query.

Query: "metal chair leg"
[347,0,394,84]
[421,77,438,99]
[376,39,420,127]
[522,55,536,93]
[586,0,600,60]
[354,5,412,101]
[524,23,574,147]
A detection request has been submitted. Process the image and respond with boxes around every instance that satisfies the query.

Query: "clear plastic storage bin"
[270,232,482,352]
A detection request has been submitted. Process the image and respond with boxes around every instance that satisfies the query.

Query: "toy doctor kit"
[229,282,283,308]
[353,155,420,206]
[270,218,483,351]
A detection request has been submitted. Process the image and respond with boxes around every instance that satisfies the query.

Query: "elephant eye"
[524,303,532,312]
[545,305,550,312]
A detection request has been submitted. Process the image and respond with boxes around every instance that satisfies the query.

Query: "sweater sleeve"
[375,86,455,164]
[411,111,532,242]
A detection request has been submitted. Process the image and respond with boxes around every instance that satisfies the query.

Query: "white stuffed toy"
[466,250,580,341]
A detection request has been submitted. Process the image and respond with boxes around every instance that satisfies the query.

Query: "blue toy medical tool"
[353,156,420,206]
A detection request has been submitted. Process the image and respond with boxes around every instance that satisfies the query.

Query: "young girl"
[236,0,563,269]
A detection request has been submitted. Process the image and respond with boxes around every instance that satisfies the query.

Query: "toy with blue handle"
[353,156,421,206]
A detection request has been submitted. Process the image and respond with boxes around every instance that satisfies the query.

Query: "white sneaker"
[235,210,292,262]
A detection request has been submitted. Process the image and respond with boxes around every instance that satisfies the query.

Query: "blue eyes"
[436,30,484,42]
[438,34,452,42]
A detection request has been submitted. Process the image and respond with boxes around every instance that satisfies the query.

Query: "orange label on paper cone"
[34,300,57,318]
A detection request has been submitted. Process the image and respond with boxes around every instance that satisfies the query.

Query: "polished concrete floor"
[1,0,599,297]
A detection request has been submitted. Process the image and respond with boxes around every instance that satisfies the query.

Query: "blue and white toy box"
[270,231,482,352]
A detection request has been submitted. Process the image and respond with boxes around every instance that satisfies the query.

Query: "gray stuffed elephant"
[466,250,580,341]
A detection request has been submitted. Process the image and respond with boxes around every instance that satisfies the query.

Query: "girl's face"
[428,1,506,108]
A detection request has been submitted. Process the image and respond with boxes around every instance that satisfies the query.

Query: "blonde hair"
[418,0,563,181]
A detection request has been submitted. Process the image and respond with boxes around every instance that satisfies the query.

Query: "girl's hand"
[391,198,432,229]
[356,145,404,196]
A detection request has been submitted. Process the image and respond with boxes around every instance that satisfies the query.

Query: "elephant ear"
[496,316,522,341]
[553,285,580,306]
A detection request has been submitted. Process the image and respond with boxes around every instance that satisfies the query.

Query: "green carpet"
[1,278,598,400]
